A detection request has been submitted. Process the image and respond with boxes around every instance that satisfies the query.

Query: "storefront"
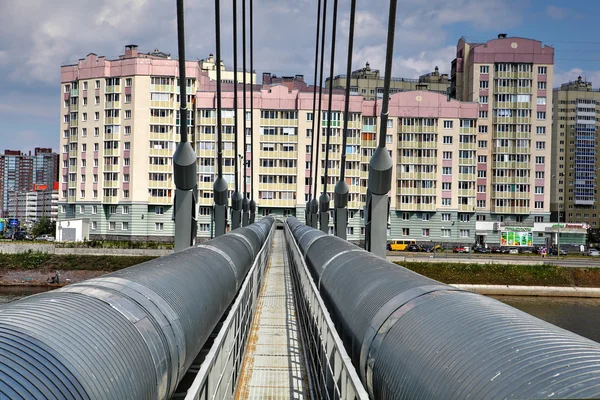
[475,222,588,248]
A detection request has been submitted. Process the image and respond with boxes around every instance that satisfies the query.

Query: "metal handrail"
[184,222,276,400]
[284,222,368,400]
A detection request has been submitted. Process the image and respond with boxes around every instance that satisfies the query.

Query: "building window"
[534,216,544,222]
[94,127,99,136]
[123,174,130,182]
[79,205,85,213]
[535,186,544,194]
[536,111,546,120]
[443,151,452,160]
[479,80,489,89]
[460,214,470,222]
[92,205,97,214]
[422,228,430,237]
[442,213,451,221]
[80,190,85,198]
[109,205,117,214]
[442,198,451,206]
[538,66,547,75]
[480,65,489,74]
[155,206,164,215]
[538,81,547,90]
[441,229,451,237]
[534,201,544,209]
[122,222,129,230]
[442,167,452,175]
[155,223,164,231]
[477,185,486,193]
[460,229,470,238]
[537,97,547,105]
[422,213,430,221]
[122,206,129,214]
[109,222,116,231]
[125,94,132,103]
[125,78,132,87]
[476,200,486,207]
[479,96,488,104]
[535,156,545,164]
[124,142,130,150]
[94,112,99,120]
[536,141,546,150]
[387,119,393,128]
[83,97,88,106]
[93,190,98,198]
[476,215,486,221]
[123,190,130,199]
[478,125,488,133]
[442,182,451,191]
[91,221,97,230]
[95,96,100,105]
[82,113,87,121]
[478,140,488,148]
[536,126,546,135]
[402,212,410,220]
[125,110,131,119]
[402,228,410,236]
[125,126,131,135]
[443,120,453,129]
[479,110,488,119]
[443,136,452,144]
[477,155,487,163]
[124,158,130,166]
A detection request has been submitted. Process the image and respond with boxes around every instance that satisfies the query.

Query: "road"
[387,252,600,268]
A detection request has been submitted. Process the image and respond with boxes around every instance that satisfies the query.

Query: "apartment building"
[0,148,58,217]
[199,53,256,84]
[551,77,600,228]
[7,186,59,224]
[451,34,554,243]
[326,62,450,100]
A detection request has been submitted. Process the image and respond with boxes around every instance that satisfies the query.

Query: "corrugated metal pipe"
[286,217,600,399]
[0,217,274,400]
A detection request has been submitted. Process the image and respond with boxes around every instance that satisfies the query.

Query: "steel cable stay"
[306,0,323,229]
[231,0,242,230]
[334,0,356,240]
[241,0,250,226]
[249,0,256,224]
[320,0,339,233]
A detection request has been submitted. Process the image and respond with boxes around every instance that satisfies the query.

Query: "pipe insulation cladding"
[286,217,600,399]
[0,217,274,400]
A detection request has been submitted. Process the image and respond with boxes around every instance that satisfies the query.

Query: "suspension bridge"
[2,0,600,399]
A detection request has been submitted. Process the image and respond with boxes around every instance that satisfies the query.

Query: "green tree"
[32,217,55,237]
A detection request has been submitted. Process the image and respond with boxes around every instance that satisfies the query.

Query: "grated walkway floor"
[236,229,310,399]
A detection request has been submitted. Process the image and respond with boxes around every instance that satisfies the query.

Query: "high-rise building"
[451,34,554,232]
[0,148,58,217]
[326,62,450,100]
[551,77,600,228]
[7,184,59,224]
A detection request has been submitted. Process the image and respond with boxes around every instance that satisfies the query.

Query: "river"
[0,288,599,343]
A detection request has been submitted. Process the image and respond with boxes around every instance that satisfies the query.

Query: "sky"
[1,0,599,153]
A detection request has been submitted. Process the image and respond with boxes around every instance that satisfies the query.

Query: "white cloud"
[554,68,600,89]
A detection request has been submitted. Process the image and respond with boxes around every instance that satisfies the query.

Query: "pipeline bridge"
[2,216,600,399]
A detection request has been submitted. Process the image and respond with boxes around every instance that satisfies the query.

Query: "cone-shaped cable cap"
[310,198,319,214]
[173,142,197,190]
[319,193,330,211]
[249,199,257,213]
[368,146,393,195]
[213,176,228,206]
[242,197,250,211]
[334,179,349,208]
[231,191,243,210]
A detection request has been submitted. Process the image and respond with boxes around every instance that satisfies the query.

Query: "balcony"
[458,204,475,212]
[363,125,376,133]
[69,149,78,158]
[105,117,120,125]
[70,119,78,128]
[149,148,173,157]
[104,148,119,157]
[103,196,119,204]
[458,158,475,166]
[491,205,529,214]
[149,180,173,188]
[150,100,174,109]
[70,104,79,112]
[68,165,77,173]
[149,164,171,173]
[458,142,476,150]
[495,101,517,109]
[458,173,476,181]
[396,203,436,212]
[68,180,77,189]
[105,85,121,93]
[148,197,172,205]
[258,166,296,175]
[70,89,79,97]
[150,116,174,125]
[258,199,296,207]
[347,152,361,162]
[104,164,120,172]
[492,176,530,185]
[492,191,530,200]
[198,116,216,125]
[260,134,299,143]
[457,189,475,197]
[258,150,298,160]
[105,101,121,109]
[103,180,119,188]
[259,118,298,127]
[257,183,297,191]
[348,121,361,129]
[151,84,173,93]
[67,195,76,203]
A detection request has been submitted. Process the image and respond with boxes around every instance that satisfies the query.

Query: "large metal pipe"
[0,217,274,400]
[285,217,600,399]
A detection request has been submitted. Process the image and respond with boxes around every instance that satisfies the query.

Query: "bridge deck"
[236,229,310,399]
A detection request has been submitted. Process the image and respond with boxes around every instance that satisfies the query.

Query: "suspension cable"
[249,0,254,202]
[215,0,223,179]
[242,0,247,198]
[233,0,239,194]
[308,0,323,203]
[339,0,356,182]
[312,0,328,200]
[322,0,339,196]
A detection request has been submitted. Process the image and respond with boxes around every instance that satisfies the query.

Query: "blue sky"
[0,0,599,153]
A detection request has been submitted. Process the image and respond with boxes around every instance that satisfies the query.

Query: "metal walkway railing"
[183,223,275,399]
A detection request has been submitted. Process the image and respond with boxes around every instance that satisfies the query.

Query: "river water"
[0,288,598,343]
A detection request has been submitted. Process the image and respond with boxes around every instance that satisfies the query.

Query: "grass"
[395,261,600,287]
[0,252,158,272]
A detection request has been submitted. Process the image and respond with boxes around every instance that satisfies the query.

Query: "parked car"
[406,244,421,252]
[12,231,29,241]
[508,248,519,255]
[588,249,600,257]
[520,247,534,254]
[421,244,441,253]
[35,234,55,242]
[453,246,467,253]
[473,246,491,253]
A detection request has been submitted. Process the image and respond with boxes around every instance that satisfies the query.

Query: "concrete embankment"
[452,284,600,298]
[0,242,171,257]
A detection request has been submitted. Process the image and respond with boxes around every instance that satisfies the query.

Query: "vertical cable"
[242,0,247,199]
[176,0,188,144]
[232,0,239,194]
[215,0,223,179]
[339,0,356,182]
[322,0,339,196]
[308,0,323,203]
[249,0,254,202]
[378,0,397,149]
[312,0,328,200]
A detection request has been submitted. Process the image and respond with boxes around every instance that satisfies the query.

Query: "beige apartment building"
[551,77,600,228]
[451,35,554,242]
[326,62,450,100]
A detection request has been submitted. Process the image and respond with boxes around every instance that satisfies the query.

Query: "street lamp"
[552,173,564,257]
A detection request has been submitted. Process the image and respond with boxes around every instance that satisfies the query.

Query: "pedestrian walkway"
[236,229,310,399]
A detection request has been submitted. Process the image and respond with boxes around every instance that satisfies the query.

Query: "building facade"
[0,148,58,217]
[7,187,59,225]
[451,34,554,244]
[326,62,450,100]
[551,77,600,228]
